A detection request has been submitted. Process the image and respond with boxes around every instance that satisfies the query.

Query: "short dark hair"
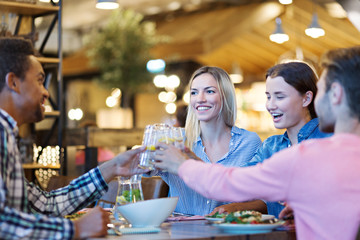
[266,61,318,119]
[321,46,360,120]
[0,37,35,92]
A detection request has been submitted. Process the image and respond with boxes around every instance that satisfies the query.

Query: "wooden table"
[90,220,296,240]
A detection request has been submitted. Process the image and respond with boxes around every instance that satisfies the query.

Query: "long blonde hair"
[185,66,237,149]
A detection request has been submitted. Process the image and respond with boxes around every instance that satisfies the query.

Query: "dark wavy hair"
[0,37,34,92]
[321,46,360,120]
[266,61,318,119]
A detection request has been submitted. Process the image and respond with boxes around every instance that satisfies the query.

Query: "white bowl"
[117,197,178,227]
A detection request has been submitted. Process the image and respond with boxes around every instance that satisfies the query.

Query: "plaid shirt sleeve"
[0,110,109,239]
[0,168,108,239]
[27,168,108,217]
[0,176,74,239]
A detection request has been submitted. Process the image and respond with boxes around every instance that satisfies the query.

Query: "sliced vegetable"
[207,211,227,218]
[224,210,262,224]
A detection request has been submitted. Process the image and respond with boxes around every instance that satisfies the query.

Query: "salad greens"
[207,211,227,218]
[224,211,262,224]
[117,189,142,204]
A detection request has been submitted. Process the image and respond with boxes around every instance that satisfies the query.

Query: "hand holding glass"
[138,125,158,170]
[138,124,185,170]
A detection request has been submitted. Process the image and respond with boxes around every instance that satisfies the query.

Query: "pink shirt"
[179,134,360,240]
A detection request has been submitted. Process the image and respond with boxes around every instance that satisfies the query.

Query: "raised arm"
[154,143,297,203]
[209,200,267,215]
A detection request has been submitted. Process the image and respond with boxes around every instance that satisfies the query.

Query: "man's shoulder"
[310,133,360,145]
[289,134,360,165]
[0,110,17,132]
[0,123,9,136]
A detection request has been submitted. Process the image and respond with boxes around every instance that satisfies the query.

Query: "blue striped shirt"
[0,109,108,239]
[154,126,261,216]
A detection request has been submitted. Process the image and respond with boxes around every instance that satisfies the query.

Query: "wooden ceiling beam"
[231,41,271,68]
[218,45,266,74]
[292,0,360,46]
[259,18,328,54]
[240,30,289,58]
[155,8,227,42]
[151,39,204,61]
[232,37,280,66]
[197,45,263,74]
[279,21,330,54]
[204,2,285,52]
[154,2,284,54]
[251,20,325,65]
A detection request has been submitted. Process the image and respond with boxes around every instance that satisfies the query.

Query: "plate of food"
[205,217,225,223]
[261,214,275,221]
[214,211,283,234]
[206,211,276,224]
[205,212,227,223]
[216,222,284,234]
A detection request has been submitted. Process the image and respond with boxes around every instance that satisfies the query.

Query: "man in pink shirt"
[154,46,360,240]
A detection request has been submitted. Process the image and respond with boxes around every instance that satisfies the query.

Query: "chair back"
[142,176,169,200]
[96,179,119,208]
[46,175,75,191]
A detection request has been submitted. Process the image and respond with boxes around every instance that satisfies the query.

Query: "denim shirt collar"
[283,118,319,145]
[195,126,237,144]
[195,126,238,161]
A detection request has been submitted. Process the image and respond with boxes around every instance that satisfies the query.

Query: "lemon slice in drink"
[146,145,156,151]
[157,137,168,143]
[116,196,128,204]
[158,137,175,143]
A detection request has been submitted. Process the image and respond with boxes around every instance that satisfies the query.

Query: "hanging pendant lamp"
[278,0,292,5]
[269,18,289,44]
[305,13,325,38]
[96,0,119,10]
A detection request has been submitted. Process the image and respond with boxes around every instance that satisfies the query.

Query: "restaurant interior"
[2,0,360,233]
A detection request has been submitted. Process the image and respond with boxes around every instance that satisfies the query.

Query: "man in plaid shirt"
[0,38,146,239]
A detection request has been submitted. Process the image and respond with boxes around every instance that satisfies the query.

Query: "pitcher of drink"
[113,175,144,222]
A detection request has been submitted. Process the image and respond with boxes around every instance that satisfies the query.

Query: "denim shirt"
[248,118,332,217]
[150,126,262,215]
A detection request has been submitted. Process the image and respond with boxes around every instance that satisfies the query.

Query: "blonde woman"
[154,66,263,216]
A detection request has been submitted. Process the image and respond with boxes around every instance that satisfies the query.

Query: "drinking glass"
[155,123,172,145]
[138,125,157,170]
[171,127,185,150]
[139,123,182,170]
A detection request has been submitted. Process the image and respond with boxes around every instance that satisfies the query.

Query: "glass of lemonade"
[171,127,185,150]
[139,123,184,170]
[138,125,157,170]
